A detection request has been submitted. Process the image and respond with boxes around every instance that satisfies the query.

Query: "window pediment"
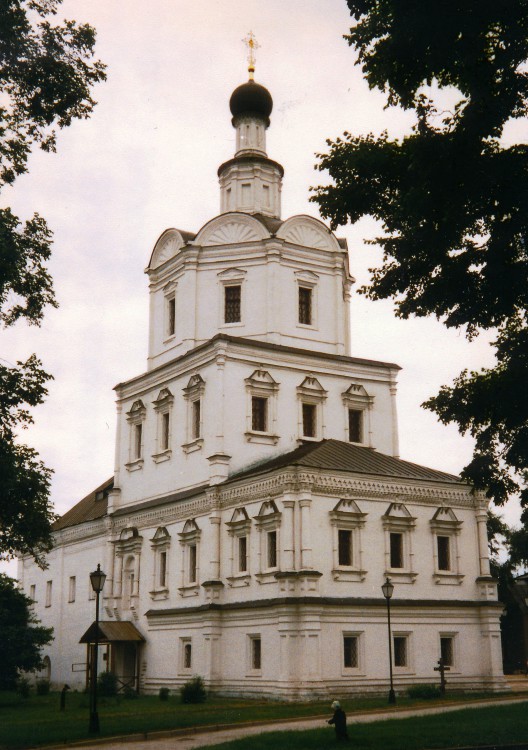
[151,527,171,546]
[217,267,247,281]
[184,374,205,397]
[153,388,174,410]
[179,519,201,544]
[342,383,373,408]
[245,369,279,392]
[126,400,146,421]
[330,499,367,528]
[430,507,462,533]
[297,376,327,400]
[227,507,251,535]
[382,502,416,529]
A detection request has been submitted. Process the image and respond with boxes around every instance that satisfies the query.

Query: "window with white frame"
[297,376,327,441]
[341,383,374,445]
[330,499,367,582]
[393,635,409,668]
[295,270,318,328]
[152,388,174,463]
[164,282,177,339]
[255,500,281,583]
[115,526,143,609]
[248,635,262,673]
[382,503,417,583]
[182,374,205,452]
[150,527,170,600]
[244,369,279,444]
[218,267,246,327]
[180,638,192,672]
[226,508,251,586]
[343,633,362,671]
[125,400,146,471]
[430,507,464,584]
[45,580,52,607]
[68,576,76,603]
[29,584,36,602]
[178,519,201,595]
[440,634,456,667]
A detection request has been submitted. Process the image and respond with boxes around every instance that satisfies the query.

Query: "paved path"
[66,696,528,750]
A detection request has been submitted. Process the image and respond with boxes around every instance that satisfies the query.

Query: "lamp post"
[381,577,396,704]
[89,564,106,733]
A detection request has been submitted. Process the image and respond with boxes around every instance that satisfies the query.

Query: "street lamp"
[89,564,106,733]
[381,577,396,704]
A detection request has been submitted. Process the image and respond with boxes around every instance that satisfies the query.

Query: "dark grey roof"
[53,477,113,531]
[228,439,464,486]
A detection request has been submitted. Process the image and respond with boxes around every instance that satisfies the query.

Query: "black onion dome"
[229,80,273,121]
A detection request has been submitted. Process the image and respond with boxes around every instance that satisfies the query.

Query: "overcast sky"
[2,1,525,576]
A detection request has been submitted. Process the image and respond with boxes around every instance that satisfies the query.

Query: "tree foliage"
[0,572,53,690]
[312,1,528,514]
[0,1,105,564]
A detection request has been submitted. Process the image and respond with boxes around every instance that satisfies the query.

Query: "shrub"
[159,687,170,701]
[97,671,118,696]
[180,676,206,704]
[407,683,441,699]
[124,685,138,699]
[16,678,31,698]
[36,679,50,695]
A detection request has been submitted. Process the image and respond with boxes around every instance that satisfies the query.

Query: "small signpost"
[434,657,450,695]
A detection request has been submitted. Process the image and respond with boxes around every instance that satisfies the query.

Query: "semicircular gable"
[149,229,186,270]
[276,215,341,251]
[196,212,270,246]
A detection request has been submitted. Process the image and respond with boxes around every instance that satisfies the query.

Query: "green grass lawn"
[0,691,525,749]
[210,702,528,750]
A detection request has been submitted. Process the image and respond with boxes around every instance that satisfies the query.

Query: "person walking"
[328,700,349,741]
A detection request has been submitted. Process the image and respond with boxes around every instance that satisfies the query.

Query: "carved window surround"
[254,500,281,583]
[178,519,201,597]
[297,375,327,442]
[430,507,464,585]
[382,503,417,584]
[125,400,146,472]
[245,369,280,445]
[330,499,368,582]
[226,507,252,587]
[341,383,374,446]
[152,388,174,463]
[150,526,170,600]
[182,374,205,453]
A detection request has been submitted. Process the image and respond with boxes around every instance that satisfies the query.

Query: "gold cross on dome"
[243,31,259,80]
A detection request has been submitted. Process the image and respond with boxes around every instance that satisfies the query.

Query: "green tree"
[0,573,53,690]
[0,1,105,564]
[312,1,528,515]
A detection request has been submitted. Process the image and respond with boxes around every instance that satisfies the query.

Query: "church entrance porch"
[80,621,145,694]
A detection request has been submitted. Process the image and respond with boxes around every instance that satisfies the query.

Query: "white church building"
[18,69,506,699]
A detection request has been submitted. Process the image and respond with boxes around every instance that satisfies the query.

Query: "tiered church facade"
[19,73,505,698]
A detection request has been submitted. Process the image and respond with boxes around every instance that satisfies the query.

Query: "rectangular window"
[394,636,407,667]
[183,641,192,670]
[167,296,176,336]
[437,536,451,571]
[134,423,143,460]
[298,286,312,325]
[68,576,76,603]
[348,409,362,443]
[262,184,270,208]
[251,637,262,670]
[188,544,197,584]
[338,529,353,566]
[267,530,277,568]
[159,550,167,587]
[440,636,454,667]
[192,399,201,440]
[225,285,241,323]
[390,532,404,568]
[238,536,248,573]
[343,636,359,668]
[251,396,268,432]
[29,584,36,602]
[302,402,316,438]
[161,412,170,451]
[45,580,52,608]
